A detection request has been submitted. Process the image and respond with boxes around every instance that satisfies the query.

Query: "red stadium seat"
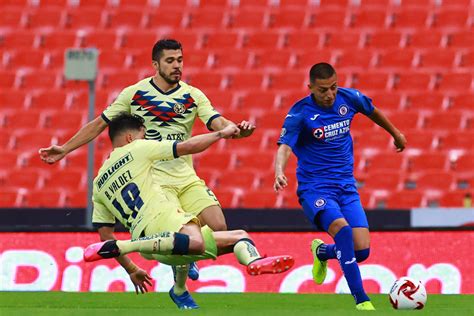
[365,31,403,49]
[22,151,61,171]
[351,114,376,132]
[439,191,473,207]
[40,31,79,49]
[285,32,322,50]
[98,49,130,69]
[65,190,87,208]
[44,170,85,190]
[164,31,201,50]
[229,9,268,29]
[407,30,444,49]
[213,188,238,209]
[0,151,20,169]
[349,8,388,28]
[354,133,392,151]
[203,32,241,50]
[385,191,424,209]
[335,50,374,70]
[440,132,474,151]
[121,31,161,49]
[391,9,430,28]
[365,153,406,172]
[1,31,38,49]
[413,172,455,191]
[24,8,65,29]
[404,92,446,111]
[268,72,306,90]
[432,9,469,28]
[449,93,474,111]
[197,0,232,7]
[363,171,401,191]
[237,91,277,108]
[4,50,46,69]
[0,7,23,28]
[99,70,141,90]
[64,9,105,29]
[196,151,233,170]
[24,189,63,207]
[256,111,287,130]
[460,50,473,68]
[453,154,474,173]
[268,9,310,29]
[5,168,42,189]
[313,8,347,28]
[205,89,236,108]
[370,92,402,111]
[403,131,437,151]
[393,73,433,91]
[228,72,265,90]
[376,49,416,69]
[216,170,258,189]
[106,7,146,29]
[294,51,334,69]
[187,72,224,90]
[324,31,362,49]
[407,153,448,172]
[212,49,251,70]
[29,90,68,110]
[0,70,17,88]
[44,111,85,131]
[188,9,229,29]
[239,190,280,208]
[437,73,473,92]
[277,0,311,8]
[424,111,464,130]
[351,72,391,91]
[13,130,56,151]
[282,190,300,209]
[0,189,19,207]
[242,31,283,49]
[19,70,58,89]
[419,50,457,69]
[235,152,274,171]
[253,50,293,69]
[386,112,422,131]
[3,111,43,129]
[81,31,119,50]
[448,31,473,48]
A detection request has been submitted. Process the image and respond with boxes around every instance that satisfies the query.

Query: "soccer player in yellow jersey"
[39,39,256,281]
[84,113,293,309]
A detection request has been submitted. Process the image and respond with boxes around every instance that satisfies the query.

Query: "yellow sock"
[116,232,176,255]
[173,265,189,295]
[233,238,261,265]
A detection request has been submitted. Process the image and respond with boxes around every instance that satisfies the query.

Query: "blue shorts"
[297,183,369,232]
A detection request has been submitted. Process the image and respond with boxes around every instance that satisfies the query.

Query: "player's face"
[309,74,338,107]
[154,49,183,85]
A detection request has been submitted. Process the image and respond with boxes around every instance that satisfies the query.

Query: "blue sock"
[334,226,370,304]
[316,244,336,261]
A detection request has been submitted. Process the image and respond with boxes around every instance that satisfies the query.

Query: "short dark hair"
[108,113,145,141]
[152,39,182,61]
[309,63,336,82]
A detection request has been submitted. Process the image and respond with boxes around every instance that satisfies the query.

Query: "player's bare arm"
[176,125,240,156]
[274,144,292,192]
[97,226,152,294]
[39,116,108,164]
[368,107,407,152]
[210,116,256,138]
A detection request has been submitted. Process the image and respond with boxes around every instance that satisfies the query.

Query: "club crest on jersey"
[173,102,186,114]
[314,198,326,208]
[280,128,286,137]
[338,105,348,116]
[312,128,325,140]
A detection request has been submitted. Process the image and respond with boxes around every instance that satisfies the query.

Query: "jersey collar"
[149,78,181,95]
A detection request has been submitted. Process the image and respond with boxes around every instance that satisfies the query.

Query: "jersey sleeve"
[101,86,134,123]
[91,195,116,229]
[352,90,375,116]
[193,87,222,130]
[277,112,303,149]
[135,139,178,162]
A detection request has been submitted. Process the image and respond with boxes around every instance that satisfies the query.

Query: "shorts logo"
[312,128,324,139]
[173,102,185,114]
[336,250,341,260]
[280,128,286,137]
[338,105,348,116]
[314,198,326,207]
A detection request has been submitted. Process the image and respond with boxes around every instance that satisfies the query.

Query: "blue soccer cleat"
[188,262,199,281]
[168,286,199,310]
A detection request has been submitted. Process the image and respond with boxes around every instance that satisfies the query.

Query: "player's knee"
[233,229,250,241]
[355,248,370,263]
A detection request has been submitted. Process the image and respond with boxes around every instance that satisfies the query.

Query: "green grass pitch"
[0,292,472,316]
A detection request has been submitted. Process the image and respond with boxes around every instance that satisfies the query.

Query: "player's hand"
[274,174,288,192]
[220,124,240,139]
[393,133,407,152]
[237,120,256,138]
[129,268,153,294]
[38,145,67,164]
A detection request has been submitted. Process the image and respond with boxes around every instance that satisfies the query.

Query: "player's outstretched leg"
[169,265,199,309]
[211,230,295,275]
[311,239,328,284]
[83,231,191,262]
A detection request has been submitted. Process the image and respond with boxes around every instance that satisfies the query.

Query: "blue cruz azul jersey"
[278,88,375,185]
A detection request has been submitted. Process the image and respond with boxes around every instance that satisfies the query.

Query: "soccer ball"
[389,277,427,310]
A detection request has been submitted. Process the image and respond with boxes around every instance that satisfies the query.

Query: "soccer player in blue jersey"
[274,63,406,311]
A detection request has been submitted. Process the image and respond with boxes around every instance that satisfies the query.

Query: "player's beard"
[159,69,181,85]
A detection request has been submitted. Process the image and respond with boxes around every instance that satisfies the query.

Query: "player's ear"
[125,132,134,143]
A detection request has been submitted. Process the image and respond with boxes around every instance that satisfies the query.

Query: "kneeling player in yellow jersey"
[85,113,294,309]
